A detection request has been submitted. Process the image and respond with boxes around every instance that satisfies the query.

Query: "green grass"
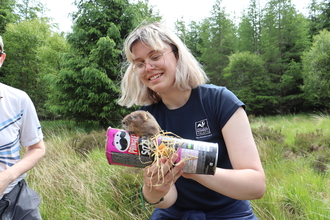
[25,114,329,219]
[28,125,153,220]
[250,113,330,146]
[250,113,330,220]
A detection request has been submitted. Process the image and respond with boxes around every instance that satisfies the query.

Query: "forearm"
[193,107,266,200]
[2,140,45,183]
[186,167,266,200]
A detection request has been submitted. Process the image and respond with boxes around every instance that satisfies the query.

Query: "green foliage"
[46,0,159,128]
[294,129,329,151]
[41,120,84,137]
[0,1,58,120]
[70,130,107,157]
[301,29,330,110]
[175,20,203,59]
[1,0,330,125]
[260,0,310,113]
[279,60,305,112]
[252,125,285,143]
[0,19,56,117]
[311,147,330,173]
[237,15,257,53]
[224,51,277,115]
[199,0,237,86]
[28,124,152,219]
[237,0,262,54]
[277,161,328,219]
[261,0,304,66]
[32,114,330,219]
[15,0,46,20]
[251,113,330,175]
[37,33,71,119]
[308,0,330,37]
[0,0,19,33]
[250,114,330,219]
[133,0,161,25]
[174,0,310,115]
[37,32,70,77]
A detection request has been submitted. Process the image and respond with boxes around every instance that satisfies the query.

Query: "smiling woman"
[130,41,179,96]
[117,22,266,220]
[120,22,207,108]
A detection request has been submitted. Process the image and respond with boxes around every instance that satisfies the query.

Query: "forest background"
[1,0,330,128]
[1,0,329,219]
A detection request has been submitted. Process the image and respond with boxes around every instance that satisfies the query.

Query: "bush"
[311,148,330,173]
[70,130,107,157]
[252,125,285,143]
[293,130,330,173]
[294,129,328,153]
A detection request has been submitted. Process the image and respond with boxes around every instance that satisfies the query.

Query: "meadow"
[26,113,329,220]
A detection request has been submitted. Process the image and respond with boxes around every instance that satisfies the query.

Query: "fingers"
[143,153,184,188]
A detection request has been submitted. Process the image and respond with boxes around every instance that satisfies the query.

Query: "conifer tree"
[47,0,160,127]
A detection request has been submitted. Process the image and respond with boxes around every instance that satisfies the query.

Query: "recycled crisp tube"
[105,127,218,175]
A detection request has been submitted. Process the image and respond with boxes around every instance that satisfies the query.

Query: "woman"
[118,22,266,220]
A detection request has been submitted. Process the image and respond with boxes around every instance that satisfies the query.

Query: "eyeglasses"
[133,51,173,75]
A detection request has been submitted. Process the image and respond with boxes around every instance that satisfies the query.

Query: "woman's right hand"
[142,153,185,207]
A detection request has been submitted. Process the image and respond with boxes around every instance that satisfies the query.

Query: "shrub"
[252,125,285,143]
[294,130,330,173]
[294,129,328,153]
[70,130,107,157]
[311,148,330,173]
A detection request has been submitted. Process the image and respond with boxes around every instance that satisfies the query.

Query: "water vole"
[122,110,161,138]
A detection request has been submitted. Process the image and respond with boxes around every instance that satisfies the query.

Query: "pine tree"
[199,0,237,86]
[47,0,160,127]
[261,0,310,113]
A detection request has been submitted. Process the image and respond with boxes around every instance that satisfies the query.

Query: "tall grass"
[250,113,330,220]
[26,114,329,219]
[28,123,153,220]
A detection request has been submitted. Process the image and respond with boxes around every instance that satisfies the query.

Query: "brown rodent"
[122,110,161,138]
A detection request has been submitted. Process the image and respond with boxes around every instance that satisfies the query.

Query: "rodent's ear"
[141,112,148,122]
[145,111,152,119]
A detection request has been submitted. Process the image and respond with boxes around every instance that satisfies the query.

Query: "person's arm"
[141,154,184,209]
[183,107,266,200]
[0,140,46,194]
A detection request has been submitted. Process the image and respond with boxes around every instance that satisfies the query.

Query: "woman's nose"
[145,61,155,72]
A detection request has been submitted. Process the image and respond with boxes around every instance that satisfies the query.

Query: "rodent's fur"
[122,110,161,138]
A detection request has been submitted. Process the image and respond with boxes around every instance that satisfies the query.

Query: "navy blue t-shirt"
[141,84,253,215]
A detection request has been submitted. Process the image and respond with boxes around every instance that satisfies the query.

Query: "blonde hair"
[118,22,208,108]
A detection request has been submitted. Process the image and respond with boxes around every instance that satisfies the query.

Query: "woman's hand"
[142,153,184,208]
